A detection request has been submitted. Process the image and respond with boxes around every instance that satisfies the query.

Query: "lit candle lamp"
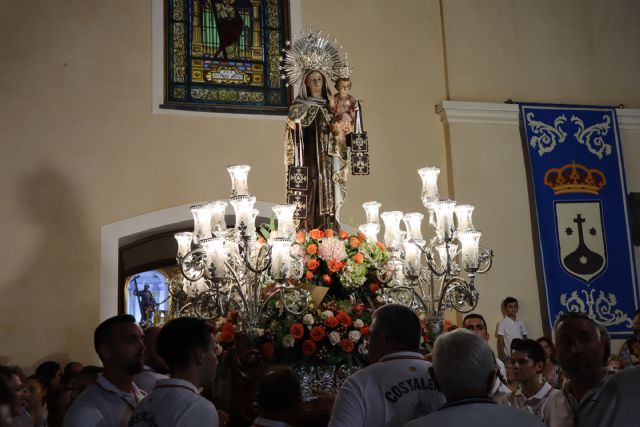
[272,204,297,240]
[454,204,475,233]
[432,200,456,240]
[362,201,382,224]
[209,200,228,237]
[227,164,251,197]
[200,237,228,279]
[191,204,213,243]
[381,211,404,250]
[458,230,482,270]
[230,195,257,238]
[269,238,292,280]
[403,212,424,241]
[174,232,193,258]
[359,223,380,243]
[418,167,440,207]
[403,240,422,277]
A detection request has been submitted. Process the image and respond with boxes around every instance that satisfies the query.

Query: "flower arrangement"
[294,228,388,296]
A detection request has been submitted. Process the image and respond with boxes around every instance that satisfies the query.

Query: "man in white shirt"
[64,314,146,427]
[497,297,528,359]
[328,304,445,427]
[128,317,219,427]
[404,329,544,427]
[133,326,169,393]
[462,313,510,399]
[250,366,301,427]
[499,338,559,420]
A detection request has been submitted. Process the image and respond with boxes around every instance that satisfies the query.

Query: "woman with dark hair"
[13,375,48,427]
[536,337,563,388]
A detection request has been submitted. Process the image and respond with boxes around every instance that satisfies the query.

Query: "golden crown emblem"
[543,161,606,195]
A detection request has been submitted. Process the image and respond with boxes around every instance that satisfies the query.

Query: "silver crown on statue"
[281,27,345,87]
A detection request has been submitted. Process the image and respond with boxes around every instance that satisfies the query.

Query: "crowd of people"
[0,297,638,427]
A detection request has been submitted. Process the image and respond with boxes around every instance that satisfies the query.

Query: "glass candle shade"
[209,201,228,237]
[403,240,422,277]
[436,243,458,267]
[359,223,380,243]
[269,238,293,280]
[432,200,456,240]
[362,201,382,224]
[227,164,251,197]
[455,204,475,233]
[174,232,193,258]
[459,230,482,270]
[200,237,228,279]
[230,195,257,238]
[191,204,214,244]
[381,211,404,250]
[403,212,424,241]
[272,204,297,240]
[418,167,440,207]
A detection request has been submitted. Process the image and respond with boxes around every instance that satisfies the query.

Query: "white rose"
[322,310,334,319]
[282,335,295,348]
[418,313,428,322]
[254,328,265,337]
[303,314,315,326]
[214,343,223,356]
[353,319,364,328]
[348,330,362,342]
[329,331,341,345]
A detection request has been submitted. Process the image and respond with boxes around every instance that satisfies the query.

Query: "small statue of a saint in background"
[133,278,158,326]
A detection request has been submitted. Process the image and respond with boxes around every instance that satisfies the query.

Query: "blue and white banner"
[520,104,638,337]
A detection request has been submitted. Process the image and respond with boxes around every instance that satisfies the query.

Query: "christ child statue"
[331,78,357,140]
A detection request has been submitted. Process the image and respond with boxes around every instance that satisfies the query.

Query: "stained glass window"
[164,0,292,115]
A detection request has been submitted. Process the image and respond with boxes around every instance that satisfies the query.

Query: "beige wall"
[0,0,638,369]
[0,0,446,368]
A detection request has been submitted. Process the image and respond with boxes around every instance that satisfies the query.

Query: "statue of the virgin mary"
[282,31,348,231]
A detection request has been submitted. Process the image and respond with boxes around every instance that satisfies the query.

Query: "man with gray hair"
[404,329,544,427]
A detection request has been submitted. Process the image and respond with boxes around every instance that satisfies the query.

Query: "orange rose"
[261,342,274,359]
[307,244,318,255]
[325,316,339,328]
[324,229,335,237]
[309,229,325,240]
[444,320,453,332]
[339,230,349,239]
[222,322,234,333]
[304,271,314,280]
[349,237,361,248]
[352,253,364,264]
[322,274,333,285]
[310,326,326,341]
[289,323,305,340]
[360,325,370,336]
[328,260,345,273]
[376,241,386,251]
[357,232,367,242]
[340,338,355,353]
[369,282,380,293]
[219,331,234,343]
[296,231,306,244]
[302,339,317,356]
[336,310,352,327]
[306,258,320,271]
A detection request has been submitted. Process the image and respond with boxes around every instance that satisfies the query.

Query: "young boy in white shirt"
[497,297,528,359]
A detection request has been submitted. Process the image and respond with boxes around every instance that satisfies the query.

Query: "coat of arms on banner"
[555,201,606,284]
